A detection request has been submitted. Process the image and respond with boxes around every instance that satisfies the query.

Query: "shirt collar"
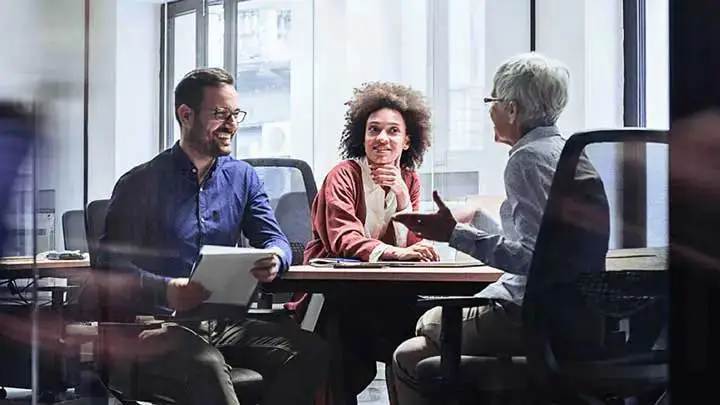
[171,141,222,180]
[509,125,561,155]
[356,157,378,192]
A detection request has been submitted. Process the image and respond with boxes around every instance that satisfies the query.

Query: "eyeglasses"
[483,97,506,104]
[211,107,247,123]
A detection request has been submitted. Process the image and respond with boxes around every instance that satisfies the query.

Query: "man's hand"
[250,253,280,283]
[370,163,410,209]
[166,278,210,312]
[393,190,457,242]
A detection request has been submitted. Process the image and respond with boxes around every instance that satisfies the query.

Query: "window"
[163,0,227,145]
[645,0,669,247]
[171,11,197,142]
[423,0,530,217]
[161,0,668,250]
[234,2,298,159]
[163,0,313,160]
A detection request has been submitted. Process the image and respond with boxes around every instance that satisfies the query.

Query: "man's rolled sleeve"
[449,223,490,257]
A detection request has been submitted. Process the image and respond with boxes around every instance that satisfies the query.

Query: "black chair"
[62,209,88,252]
[244,158,325,331]
[416,129,669,404]
[82,199,265,404]
[244,158,317,266]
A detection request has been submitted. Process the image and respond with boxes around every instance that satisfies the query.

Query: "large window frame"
[161,0,238,148]
[159,0,661,249]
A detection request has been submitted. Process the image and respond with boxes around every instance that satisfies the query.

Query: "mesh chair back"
[523,129,668,380]
[275,192,313,263]
[62,209,88,252]
[244,158,317,265]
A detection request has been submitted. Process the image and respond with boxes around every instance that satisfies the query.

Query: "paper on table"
[308,258,486,268]
[190,245,274,306]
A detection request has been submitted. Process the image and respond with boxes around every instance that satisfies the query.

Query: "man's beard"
[186,122,232,157]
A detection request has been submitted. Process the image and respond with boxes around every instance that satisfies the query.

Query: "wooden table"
[274,247,667,292]
[606,247,667,271]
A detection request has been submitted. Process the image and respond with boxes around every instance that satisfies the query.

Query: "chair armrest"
[416,296,492,385]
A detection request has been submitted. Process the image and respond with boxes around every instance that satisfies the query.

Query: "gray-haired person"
[391,52,606,404]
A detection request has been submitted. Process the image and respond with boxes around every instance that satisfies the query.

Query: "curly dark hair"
[339,82,431,170]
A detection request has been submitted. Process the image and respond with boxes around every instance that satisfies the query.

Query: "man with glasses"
[96,67,328,405]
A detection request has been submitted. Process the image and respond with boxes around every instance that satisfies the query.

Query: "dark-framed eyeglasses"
[483,97,506,104]
[211,107,247,123]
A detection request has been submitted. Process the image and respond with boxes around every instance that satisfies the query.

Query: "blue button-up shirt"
[98,142,291,316]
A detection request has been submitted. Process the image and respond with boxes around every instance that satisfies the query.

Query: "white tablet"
[190,245,274,307]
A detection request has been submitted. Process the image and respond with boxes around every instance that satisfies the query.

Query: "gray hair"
[492,52,570,131]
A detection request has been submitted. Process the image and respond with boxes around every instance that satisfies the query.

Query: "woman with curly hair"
[303,82,439,404]
[305,81,438,263]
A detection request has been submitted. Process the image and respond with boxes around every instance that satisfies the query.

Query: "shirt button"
[191,168,197,174]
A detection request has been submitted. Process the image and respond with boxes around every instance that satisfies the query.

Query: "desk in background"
[0,256,90,277]
[0,256,91,311]
[0,257,91,395]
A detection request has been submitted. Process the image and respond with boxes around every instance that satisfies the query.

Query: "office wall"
[88,0,118,203]
[114,2,161,180]
[0,0,160,250]
[88,0,161,202]
[0,1,42,100]
[0,0,85,252]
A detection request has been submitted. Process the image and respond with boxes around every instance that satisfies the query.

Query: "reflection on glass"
[173,11,197,142]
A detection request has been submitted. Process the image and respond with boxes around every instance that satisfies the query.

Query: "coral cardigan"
[303,159,422,263]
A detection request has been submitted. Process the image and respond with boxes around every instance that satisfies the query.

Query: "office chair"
[62,209,88,252]
[415,129,669,404]
[244,158,325,331]
[244,158,317,265]
[81,199,265,404]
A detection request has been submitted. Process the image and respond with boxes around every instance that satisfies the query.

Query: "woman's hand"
[370,163,410,210]
[411,240,440,261]
[382,243,440,262]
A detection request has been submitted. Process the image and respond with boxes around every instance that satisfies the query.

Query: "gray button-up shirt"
[449,125,566,305]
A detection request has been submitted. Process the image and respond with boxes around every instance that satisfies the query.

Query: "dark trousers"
[105,317,329,405]
[319,295,421,405]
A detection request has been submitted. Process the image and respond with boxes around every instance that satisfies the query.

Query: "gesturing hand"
[393,190,457,242]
